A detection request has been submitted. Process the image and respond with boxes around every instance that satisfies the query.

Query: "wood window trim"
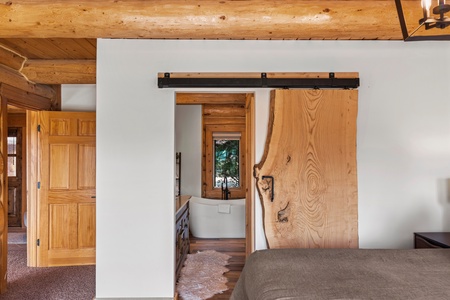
[204,124,246,199]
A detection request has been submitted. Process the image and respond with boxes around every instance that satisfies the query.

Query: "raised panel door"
[38,111,96,266]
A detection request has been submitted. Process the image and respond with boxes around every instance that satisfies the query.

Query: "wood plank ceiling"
[0,0,447,86]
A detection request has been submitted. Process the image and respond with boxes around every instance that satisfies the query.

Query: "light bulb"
[421,0,432,9]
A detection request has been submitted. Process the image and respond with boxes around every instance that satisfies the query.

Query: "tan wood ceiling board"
[0,38,96,60]
[0,0,423,40]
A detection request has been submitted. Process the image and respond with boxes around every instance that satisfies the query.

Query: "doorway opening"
[175,93,254,235]
[7,106,27,246]
[175,92,254,254]
[175,92,254,296]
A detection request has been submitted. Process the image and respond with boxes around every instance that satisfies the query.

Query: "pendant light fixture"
[395,0,450,40]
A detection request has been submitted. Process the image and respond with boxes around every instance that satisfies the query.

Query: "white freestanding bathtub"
[189,196,246,238]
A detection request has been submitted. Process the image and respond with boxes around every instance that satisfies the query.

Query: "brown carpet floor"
[3,246,95,300]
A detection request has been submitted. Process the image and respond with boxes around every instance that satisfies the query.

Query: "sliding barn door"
[38,111,96,266]
[255,89,358,249]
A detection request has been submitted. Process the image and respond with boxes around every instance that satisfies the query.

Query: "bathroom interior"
[174,92,251,276]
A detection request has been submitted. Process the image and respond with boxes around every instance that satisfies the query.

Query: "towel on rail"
[218,204,231,214]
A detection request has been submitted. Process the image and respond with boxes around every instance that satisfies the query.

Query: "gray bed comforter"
[230,248,450,300]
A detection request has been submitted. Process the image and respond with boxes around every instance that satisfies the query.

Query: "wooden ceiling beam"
[0,45,26,71]
[21,59,96,84]
[0,0,415,40]
[0,64,56,100]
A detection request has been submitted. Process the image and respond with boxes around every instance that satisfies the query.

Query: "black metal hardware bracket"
[262,175,274,202]
[158,72,359,89]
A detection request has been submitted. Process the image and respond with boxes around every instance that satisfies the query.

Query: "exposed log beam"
[0,64,55,100]
[21,60,96,84]
[0,0,423,40]
[0,45,26,71]
[176,93,247,105]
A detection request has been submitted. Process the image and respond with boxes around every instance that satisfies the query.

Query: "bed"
[230,248,450,300]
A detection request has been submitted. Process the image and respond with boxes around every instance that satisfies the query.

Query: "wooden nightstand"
[414,232,450,248]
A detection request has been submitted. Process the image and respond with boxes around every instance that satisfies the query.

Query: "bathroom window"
[204,124,246,199]
[213,132,241,189]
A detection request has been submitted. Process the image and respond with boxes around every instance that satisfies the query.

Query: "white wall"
[96,39,450,298]
[61,84,96,111]
[175,105,202,197]
[96,41,176,298]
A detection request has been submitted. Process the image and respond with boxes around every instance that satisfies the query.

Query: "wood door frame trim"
[26,111,39,266]
[4,82,62,267]
[245,94,255,256]
[0,95,7,293]
[0,84,61,274]
[175,92,255,255]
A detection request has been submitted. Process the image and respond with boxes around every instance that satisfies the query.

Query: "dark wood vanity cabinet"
[175,200,190,280]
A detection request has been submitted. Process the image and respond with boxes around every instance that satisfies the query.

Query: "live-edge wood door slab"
[38,111,96,266]
[255,89,358,249]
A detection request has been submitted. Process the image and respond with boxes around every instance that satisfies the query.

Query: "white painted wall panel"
[61,84,96,111]
[175,105,202,197]
[96,39,450,298]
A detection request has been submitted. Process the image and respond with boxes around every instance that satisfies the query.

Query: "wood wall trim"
[0,84,53,111]
[8,113,26,127]
[26,111,38,266]
[0,94,6,293]
[203,104,246,119]
[245,93,255,256]
[0,1,421,40]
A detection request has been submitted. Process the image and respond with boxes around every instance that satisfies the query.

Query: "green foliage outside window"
[214,139,240,188]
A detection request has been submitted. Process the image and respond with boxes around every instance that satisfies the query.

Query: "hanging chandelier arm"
[394,0,409,40]
[408,21,428,38]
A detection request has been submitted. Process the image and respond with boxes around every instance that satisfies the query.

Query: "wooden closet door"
[255,89,358,249]
[38,111,96,266]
